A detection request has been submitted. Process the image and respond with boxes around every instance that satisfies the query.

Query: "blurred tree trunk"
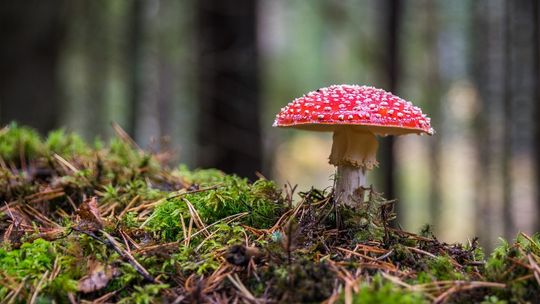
[127,0,144,138]
[195,0,261,179]
[378,0,403,228]
[501,0,514,241]
[0,2,66,134]
[378,0,401,204]
[535,0,540,233]
[474,0,540,241]
[473,0,507,250]
[504,0,537,238]
[83,1,111,138]
[423,1,442,232]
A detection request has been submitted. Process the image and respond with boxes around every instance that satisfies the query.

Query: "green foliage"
[171,245,221,275]
[516,232,540,255]
[467,242,485,262]
[164,224,246,275]
[117,284,169,304]
[426,255,466,281]
[45,129,89,157]
[349,275,428,304]
[121,212,140,229]
[109,138,141,167]
[125,179,163,201]
[483,235,540,302]
[46,274,79,298]
[190,177,283,227]
[0,238,55,278]
[419,224,435,238]
[0,123,92,162]
[101,180,165,214]
[0,122,42,161]
[0,239,78,298]
[144,196,188,241]
[176,165,226,185]
[481,295,508,304]
[351,189,393,242]
[106,262,142,294]
[485,238,510,281]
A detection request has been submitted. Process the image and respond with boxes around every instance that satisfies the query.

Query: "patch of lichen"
[1,124,540,303]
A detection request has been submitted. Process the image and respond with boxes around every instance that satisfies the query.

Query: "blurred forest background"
[0,0,539,251]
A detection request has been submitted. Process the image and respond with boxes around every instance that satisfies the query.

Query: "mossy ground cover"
[1,123,539,303]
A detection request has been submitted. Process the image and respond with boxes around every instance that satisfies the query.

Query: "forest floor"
[1,124,539,304]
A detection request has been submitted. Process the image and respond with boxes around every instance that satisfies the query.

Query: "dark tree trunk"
[0,2,66,134]
[195,0,262,179]
[378,0,401,205]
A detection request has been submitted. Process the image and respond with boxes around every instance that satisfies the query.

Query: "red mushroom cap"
[273,84,434,135]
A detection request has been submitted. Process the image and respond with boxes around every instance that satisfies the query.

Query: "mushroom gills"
[329,128,379,169]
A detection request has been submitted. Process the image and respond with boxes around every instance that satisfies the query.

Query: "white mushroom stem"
[334,165,367,206]
[329,128,379,207]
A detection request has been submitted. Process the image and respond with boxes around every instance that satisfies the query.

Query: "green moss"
[0,238,55,278]
[483,235,540,302]
[0,239,78,298]
[0,122,43,161]
[121,212,140,229]
[144,197,188,241]
[109,138,141,166]
[426,255,466,281]
[351,188,393,242]
[176,165,226,185]
[171,246,222,275]
[485,238,510,281]
[349,275,428,304]
[106,262,143,294]
[516,232,540,255]
[117,284,169,304]
[146,173,284,241]
[2,124,540,303]
[481,295,508,304]
[189,177,283,227]
[166,224,246,275]
[45,129,89,157]
[0,124,94,162]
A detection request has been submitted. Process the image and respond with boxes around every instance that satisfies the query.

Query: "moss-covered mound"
[1,123,539,303]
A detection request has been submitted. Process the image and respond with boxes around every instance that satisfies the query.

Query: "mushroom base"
[329,128,379,169]
[335,165,367,207]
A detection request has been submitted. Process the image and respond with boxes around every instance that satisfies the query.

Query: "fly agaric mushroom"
[273,84,433,207]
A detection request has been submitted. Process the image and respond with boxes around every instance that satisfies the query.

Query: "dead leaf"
[27,227,66,242]
[2,206,32,244]
[76,197,103,231]
[4,205,32,227]
[78,259,118,293]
